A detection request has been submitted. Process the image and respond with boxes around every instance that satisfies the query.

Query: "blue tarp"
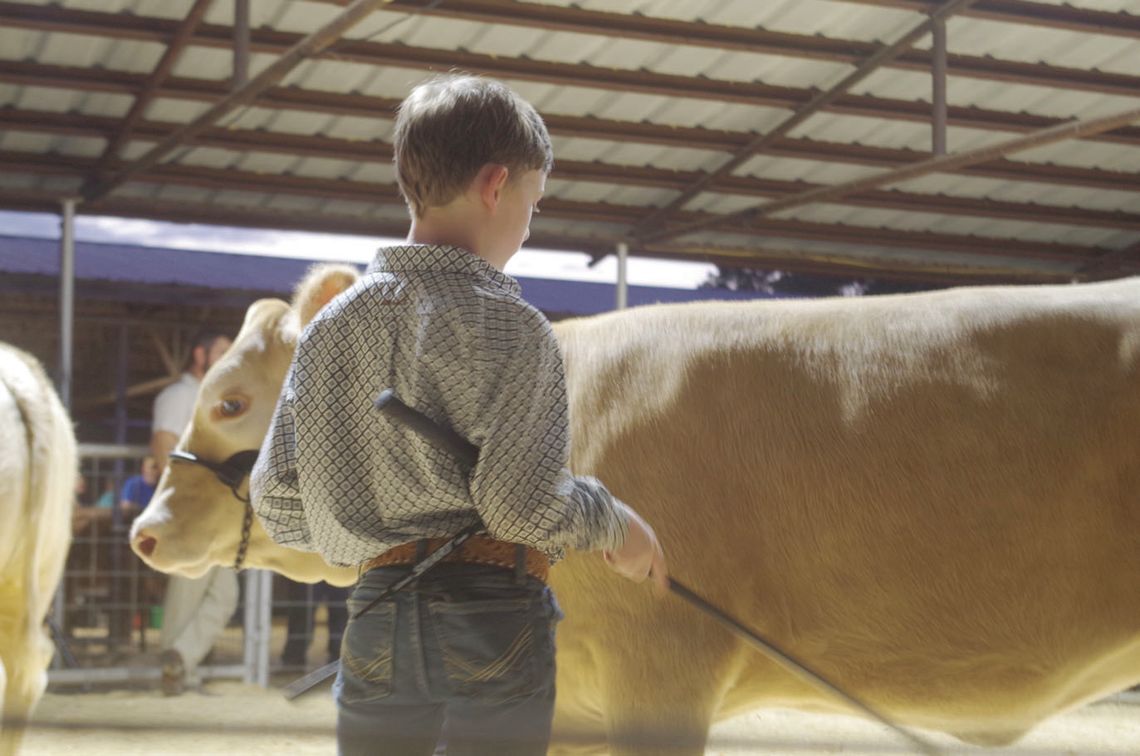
[0,234,783,315]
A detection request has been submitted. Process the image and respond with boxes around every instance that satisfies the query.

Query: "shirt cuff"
[569,476,630,553]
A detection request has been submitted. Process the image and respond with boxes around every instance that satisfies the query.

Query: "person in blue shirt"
[94,481,116,509]
[120,455,159,513]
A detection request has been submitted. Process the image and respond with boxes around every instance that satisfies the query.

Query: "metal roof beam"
[0,59,404,118]
[630,0,980,237]
[541,197,1107,263]
[3,66,1136,194]
[1077,241,1140,280]
[636,242,1079,285]
[7,142,1138,233]
[0,106,386,161]
[0,188,1081,286]
[3,3,1139,144]
[2,152,1111,265]
[6,108,1140,227]
[317,0,1140,96]
[835,0,1140,37]
[82,0,215,196]
[645,105,1140,242]
[757,137,1140,193]
[80,0,398,202]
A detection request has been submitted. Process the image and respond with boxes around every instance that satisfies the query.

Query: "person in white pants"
[151,332,238,695]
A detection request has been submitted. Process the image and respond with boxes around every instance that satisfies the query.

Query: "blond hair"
[393,74,554,217]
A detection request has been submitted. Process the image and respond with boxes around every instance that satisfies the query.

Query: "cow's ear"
[293,264,360,327]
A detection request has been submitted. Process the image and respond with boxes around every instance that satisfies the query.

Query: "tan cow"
[131,266,1140,753]
[0,344,76,756]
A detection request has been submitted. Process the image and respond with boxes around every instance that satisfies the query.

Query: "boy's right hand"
[603,507,668,595]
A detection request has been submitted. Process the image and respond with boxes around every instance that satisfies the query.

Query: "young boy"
[251,74,667,756]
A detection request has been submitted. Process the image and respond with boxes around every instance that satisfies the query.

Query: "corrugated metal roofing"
[0,0,1138,285]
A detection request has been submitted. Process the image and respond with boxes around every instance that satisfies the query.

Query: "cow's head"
[130,265,360,586]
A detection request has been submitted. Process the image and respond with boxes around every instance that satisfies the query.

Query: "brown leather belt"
[362,535,550,583]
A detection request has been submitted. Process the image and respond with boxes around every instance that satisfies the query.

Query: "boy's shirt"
[250,244,629,568]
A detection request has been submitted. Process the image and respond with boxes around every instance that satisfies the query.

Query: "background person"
[118,455,159,515]
[280,579,349,669]
[151,331,240,696]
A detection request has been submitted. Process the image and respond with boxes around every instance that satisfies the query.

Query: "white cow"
[132,267,1140,754]
[0,344,76,755]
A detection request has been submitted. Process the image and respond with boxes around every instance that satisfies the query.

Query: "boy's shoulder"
[470,281,552,336]
[395,267,546,327]
[307,263,551,339]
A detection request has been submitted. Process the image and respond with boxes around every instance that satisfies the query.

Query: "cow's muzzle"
[164,448,259,570]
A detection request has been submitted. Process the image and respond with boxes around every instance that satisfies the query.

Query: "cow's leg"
[548,715,609,756]
[603,695,714,756]
[0,627,52,756]
[0,654,7,754]
[553,573,737,755]
[546,741,607,756]
[0,671,32,756]
[599,659,720,756]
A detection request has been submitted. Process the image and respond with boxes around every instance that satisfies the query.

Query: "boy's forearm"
[250,401,312,550]
[475,472,629,557]
[252,492,313,551]
[249,467,309,548]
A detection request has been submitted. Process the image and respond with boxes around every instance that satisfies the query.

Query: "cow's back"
[0,343,75,756]
[549,278,1140,745]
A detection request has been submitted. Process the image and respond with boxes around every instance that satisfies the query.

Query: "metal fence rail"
[48,444,272,689]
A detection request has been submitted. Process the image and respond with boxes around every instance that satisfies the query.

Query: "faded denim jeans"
[335,563,562,756]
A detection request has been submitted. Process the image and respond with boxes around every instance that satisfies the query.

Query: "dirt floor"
[25,609,1140,754]
[20,684,1140,755]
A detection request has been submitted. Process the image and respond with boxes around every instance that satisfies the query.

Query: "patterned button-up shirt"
[250,244,629,567]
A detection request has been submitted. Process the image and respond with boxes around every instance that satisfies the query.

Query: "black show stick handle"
[374,389,479,469]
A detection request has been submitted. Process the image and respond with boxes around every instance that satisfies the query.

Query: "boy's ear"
[478,164,510,211]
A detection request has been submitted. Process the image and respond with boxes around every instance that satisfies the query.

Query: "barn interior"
[0,0,1137,751]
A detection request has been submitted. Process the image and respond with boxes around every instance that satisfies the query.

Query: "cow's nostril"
[136,534,157,558]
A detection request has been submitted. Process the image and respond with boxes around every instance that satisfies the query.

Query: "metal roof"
[0,0,1138,286]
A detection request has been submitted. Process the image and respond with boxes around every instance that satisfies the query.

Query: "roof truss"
[1,0,1137,284]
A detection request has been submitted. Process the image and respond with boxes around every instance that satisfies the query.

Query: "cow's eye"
[218,397,246,418]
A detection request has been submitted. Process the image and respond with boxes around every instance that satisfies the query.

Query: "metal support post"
[243,569,273,686]
[242,568,259,684]
[234,0,250,89]
[51,198,77,668]
[114,325,130,443]
[257,569,273,687]
[58,198,76,410]
[932,17,948,156]
[616,242,629,310]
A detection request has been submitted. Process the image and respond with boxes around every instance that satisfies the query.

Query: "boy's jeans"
[335,563,562,756]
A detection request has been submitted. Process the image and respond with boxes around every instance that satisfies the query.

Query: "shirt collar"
[367,244,520,297]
